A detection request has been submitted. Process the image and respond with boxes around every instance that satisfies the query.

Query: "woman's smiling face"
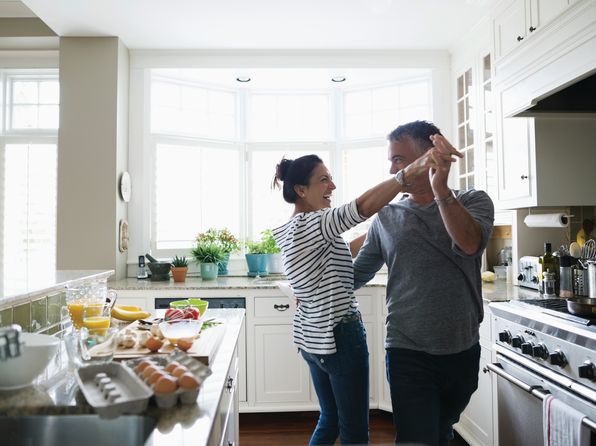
[294,163,336,212]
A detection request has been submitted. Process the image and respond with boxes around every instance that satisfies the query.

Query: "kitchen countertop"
[0,270,114,307]
[110,273,388,290]
[0,308,244,446]
[111,274,539,302]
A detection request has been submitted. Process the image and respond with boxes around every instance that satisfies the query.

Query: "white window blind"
[3,144,57,295]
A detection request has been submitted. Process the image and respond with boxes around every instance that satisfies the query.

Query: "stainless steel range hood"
[514,71,596,117]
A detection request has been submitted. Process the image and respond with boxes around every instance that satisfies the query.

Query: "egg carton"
[76,362,153,419]
[124,349,212,408]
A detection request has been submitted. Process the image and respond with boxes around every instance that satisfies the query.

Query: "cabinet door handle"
[274,304,290,311]
[520,175,528,180]
[529,26,536,32]
[517,35,524,42]
[226,377,234,393]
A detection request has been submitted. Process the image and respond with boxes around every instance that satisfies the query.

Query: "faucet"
[0,324,22,361]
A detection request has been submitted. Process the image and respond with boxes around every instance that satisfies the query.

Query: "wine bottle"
[539,242,560,295]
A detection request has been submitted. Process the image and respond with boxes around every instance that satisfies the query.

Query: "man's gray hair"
[387,120,442,155]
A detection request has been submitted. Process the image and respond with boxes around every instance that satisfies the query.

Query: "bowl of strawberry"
[164,307,200,321]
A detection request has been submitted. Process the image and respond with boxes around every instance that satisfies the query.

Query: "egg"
[172,365,189,378]
[142,364,160,380]
[135,359,154,375]
[148,370,167,386]
[178,373,199,390]
[164,361,181,373]
[176,338,193,352]
[145,336,164,352]
[154,375,178,394]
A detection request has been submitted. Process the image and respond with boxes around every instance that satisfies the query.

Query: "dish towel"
[543,394,589,446]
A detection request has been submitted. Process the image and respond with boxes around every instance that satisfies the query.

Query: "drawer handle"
[226,377,234,393]
[520,175,528,180]
[274,304,290,311]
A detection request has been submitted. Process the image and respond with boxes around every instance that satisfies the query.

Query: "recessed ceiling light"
[236,76,251,83]
[331,76,346,83]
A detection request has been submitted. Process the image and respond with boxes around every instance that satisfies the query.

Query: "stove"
[488,298,596,445]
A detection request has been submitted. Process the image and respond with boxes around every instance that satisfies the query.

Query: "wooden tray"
[113,320,225,365]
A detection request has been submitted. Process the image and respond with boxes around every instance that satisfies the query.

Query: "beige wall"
[57,37,129,278]
[0,18,55,37]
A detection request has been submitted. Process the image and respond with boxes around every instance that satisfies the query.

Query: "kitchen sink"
[0,414,156,446]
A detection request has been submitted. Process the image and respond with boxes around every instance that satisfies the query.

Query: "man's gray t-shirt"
[353,189,494,355]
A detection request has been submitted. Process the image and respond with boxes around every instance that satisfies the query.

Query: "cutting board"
[113,321,225,366]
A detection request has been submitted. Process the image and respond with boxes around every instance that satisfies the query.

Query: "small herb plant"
[171,255,188,268]
[195,228,240,254]
[245,240,268,255]
[260,229,281,254]
[191,242,225,264]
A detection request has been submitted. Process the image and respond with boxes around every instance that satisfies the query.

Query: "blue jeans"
[300,318,370,445]
[386,343,480,446]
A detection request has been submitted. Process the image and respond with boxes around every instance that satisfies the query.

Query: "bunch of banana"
[111,304,151,322]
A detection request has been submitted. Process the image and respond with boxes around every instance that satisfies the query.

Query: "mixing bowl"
[0,332,60,390]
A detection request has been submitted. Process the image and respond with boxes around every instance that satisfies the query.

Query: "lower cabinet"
[208,346,240,446]
[455,303,496,446]
[253,324,312,406]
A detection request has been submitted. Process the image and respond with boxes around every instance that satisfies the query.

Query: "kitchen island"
[0,308,245,446]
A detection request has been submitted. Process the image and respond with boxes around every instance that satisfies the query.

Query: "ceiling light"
[331,76,346,83]
[236,76,251,83]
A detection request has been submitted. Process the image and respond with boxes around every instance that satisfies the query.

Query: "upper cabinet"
[494,0,571,61]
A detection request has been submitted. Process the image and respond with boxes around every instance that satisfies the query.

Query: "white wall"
[57,37,129,278]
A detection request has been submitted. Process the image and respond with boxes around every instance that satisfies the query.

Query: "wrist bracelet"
[434,190,456,207]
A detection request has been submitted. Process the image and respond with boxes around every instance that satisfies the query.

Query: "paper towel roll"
[524,213,569,228]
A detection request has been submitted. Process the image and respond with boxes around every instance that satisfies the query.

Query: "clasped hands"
[401,134,463,196]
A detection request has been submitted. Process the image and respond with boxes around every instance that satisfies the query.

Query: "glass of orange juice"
[82,302,112,335]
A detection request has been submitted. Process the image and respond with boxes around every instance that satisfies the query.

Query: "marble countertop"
[111,274,539,303]
[0,270,115,307]
[110,273,388,290]
[0,309,245,446]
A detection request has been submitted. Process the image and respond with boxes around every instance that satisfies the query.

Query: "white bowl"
[0,332,60,390]
[158,320,203,344]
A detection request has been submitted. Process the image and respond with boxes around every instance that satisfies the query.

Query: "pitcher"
[65,280,117,329]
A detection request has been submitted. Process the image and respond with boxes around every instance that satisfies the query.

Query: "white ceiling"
[13,0,497,51]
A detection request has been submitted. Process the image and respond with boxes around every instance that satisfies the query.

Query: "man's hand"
[427,134,463,197]
[402,134,462,194]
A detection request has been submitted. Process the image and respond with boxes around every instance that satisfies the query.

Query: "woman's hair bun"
[276,158,293,182]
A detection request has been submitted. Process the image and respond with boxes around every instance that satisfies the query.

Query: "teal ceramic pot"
[218,253,230,275]
[245,254,269,277]
[200,263,219,280]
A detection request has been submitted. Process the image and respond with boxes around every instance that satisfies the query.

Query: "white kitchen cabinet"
[253,323,312,406]
[494,0,570,61]
[456,304,495,446]
[495,111,596,208]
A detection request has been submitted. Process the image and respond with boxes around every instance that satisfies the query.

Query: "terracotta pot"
[171,266,188,283]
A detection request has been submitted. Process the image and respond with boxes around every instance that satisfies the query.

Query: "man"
[353,120,494,446]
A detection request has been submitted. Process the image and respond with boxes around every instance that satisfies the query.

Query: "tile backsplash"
[0,291,66,334]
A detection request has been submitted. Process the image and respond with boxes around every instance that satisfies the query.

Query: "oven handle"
[484,363,596,432]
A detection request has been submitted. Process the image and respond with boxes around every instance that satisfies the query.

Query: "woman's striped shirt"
[272,200,366,354]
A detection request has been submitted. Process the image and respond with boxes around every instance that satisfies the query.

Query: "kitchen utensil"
[573,266,588,296]
[583,239,596,259]
[570,242,582,258]
[145,253,172,281]
[566,296,596,317]
[588,260,596,298]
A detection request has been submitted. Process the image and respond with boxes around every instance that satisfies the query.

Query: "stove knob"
[549,350,567,367]
[498,330,512,343]
[521,342,534,355]
[578,362,595,380]
[532,344,549,360]
[511,335,525,348]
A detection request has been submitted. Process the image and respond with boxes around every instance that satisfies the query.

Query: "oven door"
[488,352,596,446]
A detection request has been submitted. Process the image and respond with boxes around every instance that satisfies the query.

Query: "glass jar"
[543,269,557,297]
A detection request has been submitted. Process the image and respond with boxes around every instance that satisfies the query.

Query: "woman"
[271,154,407,445]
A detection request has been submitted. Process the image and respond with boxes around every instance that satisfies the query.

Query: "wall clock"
[119,171,131,202]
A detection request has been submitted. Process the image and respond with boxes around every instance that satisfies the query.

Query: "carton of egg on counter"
[125,349,212,408]
[75,362,153,419]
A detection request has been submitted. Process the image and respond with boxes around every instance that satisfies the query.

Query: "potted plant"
[191,242,225,280]
[261,229,283,274]
[245,240,269,277]
[195,228,240,276]
[170,255,189,283]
